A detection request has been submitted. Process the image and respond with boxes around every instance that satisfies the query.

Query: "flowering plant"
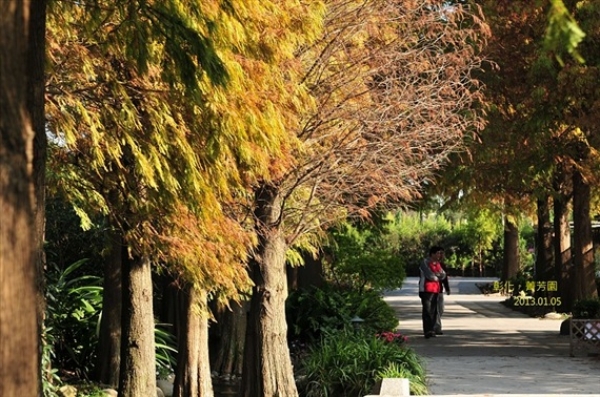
[376,331,408,345]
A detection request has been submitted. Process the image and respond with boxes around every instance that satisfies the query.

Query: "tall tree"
[0,1,42,395]
[551,0,600,300]
[242,1,489,395]
[45,1,233,394]
[46,2,324,396]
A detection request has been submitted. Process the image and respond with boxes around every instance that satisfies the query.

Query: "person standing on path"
[434,251,450,335]
[419,246,446,339]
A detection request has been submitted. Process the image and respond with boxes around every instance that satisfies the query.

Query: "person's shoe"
[425,332,436,339]
[435,331,444,335]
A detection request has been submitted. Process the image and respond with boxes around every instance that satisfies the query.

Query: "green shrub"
[44,258,178,389]
[377,362,428,396]
[155,323,178,377]
[44,259,103,382]
[325,221,405,292]
[286,284,398,344]
[573,298,600,319]
[297,330,427,397]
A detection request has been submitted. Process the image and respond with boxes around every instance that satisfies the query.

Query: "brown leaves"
[284,0,489,234]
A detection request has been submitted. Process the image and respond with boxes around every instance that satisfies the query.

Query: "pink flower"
[376,331,407,345]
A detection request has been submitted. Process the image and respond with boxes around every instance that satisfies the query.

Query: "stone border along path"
[382,277,600,396]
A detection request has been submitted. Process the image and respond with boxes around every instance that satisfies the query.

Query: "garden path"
[383,277,600,396]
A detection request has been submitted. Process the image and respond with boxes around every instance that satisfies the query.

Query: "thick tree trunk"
[95,228,123,387]
[241,184,298,397]
[502,216,519,280]
[535,196,554,280]
[174,285,213,397]
[27,0,47,332]
[553,165,573,311]
[26,1,47,394]
[0,1,40,395]
[211,300,247,378]
[572,171,598,300]
[554,192,574,309]
[118,254,157,397]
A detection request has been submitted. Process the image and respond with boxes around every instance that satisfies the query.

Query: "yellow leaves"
[45,0,330,294]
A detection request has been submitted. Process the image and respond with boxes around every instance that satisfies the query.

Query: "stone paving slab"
[383,277,600,395]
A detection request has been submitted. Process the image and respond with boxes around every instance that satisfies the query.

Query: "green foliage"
[41,325,62,397]
[376,362,428,396]
[297,330,427,397]
[44,258,179,383]
[573,298,600,319]
[45,197,105,275]
[544,0,586,65]
[383,212,452,274]
[325,221,405,292]
[286,284,398,344]
[155,324,178,378]
[44,259,103,381]
[383,210,504,276]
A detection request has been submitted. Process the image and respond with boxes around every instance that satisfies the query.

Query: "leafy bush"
[376,362,428,396]
[155,323,178,378]
[297,330,427,397]
[44,259,103,382]
[573,298,600,319]
[44,258,178,390]
[324,222,405,291]
[286,284,398,344]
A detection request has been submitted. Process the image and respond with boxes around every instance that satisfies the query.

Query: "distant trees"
[432,0,599,307]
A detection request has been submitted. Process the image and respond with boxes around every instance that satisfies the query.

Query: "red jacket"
[424,261,443,293]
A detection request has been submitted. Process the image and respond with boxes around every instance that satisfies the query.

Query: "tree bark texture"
[535,196,554,280]
[118,254,157,397]
[174,285,213,397]
[211,300,247,378]
[26,0,47,340]
[242,185,298,397]
[0,1,40,396]
[552,164,574,310]
[572,171,598,300]
[502,217,519,280]
[553,192,574,310]
[95,228,123,387]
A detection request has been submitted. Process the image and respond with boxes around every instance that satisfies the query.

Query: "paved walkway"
[383,277,600,396]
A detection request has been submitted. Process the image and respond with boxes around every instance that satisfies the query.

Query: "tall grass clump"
[297,329,427,397]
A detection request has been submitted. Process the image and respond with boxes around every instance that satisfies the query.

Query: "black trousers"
[419,292,439,335]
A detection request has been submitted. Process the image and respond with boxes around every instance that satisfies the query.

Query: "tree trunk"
[26,1,47,393]
[502,216,519,280]
[173,285,213,397]
[95,227,123,387]
[572,171,598,300]
[535,196,554,280]
[118,254,157,397]
[211,300,247,378]
[553,193,573,310]
[28,0,47,331]
[0,1,40,395]
[241,184,298,397]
